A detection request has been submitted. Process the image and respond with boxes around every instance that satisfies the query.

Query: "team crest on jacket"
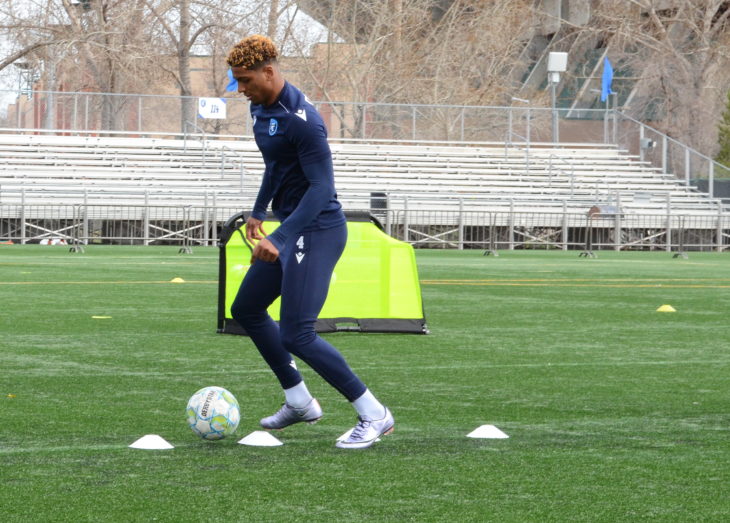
[269,118,278,136]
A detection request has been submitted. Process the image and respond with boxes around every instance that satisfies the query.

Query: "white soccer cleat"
[260,398,323,430]
[335,407,394,449]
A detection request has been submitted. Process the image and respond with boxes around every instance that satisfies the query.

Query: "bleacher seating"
[0,133,724,217]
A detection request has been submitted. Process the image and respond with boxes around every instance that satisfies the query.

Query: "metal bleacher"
[0,134,252,206]
[0,133,724,218]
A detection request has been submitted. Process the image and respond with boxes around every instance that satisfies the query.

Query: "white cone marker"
[129,434,174,449]
[336,428,381,443]
[467,425,509,439]
[237,431,283,447]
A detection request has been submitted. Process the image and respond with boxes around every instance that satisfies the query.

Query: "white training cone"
[237,431,283,447]
[129,434,174,450]
[336,428,381,443]
[467,425,509,439]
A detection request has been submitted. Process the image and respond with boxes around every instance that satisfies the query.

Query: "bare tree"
[0,0,265,132]
[63,0,155,130]
[0,0,160,130]
[288,0,533,139]
[2,0,727,149]
[0,1,70,72]
[551,0,730,154]
[145,0,215,133]
[144,0,287,133]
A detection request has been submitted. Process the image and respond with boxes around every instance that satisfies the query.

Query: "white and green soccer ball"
[186,386,240,440]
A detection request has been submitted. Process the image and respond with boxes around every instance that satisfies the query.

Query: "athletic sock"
[284,380,314,409]
[351,388,386,420]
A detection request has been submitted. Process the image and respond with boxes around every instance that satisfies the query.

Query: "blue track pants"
[231,223,367,402]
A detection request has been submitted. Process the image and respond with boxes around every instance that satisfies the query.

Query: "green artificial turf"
[1,246,729,522]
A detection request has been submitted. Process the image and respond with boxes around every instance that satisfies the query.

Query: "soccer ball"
[186,386,240,440]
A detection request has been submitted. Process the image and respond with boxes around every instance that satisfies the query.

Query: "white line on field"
[0,444,127,455]
[397,359,730,370]
[3,360,728,378]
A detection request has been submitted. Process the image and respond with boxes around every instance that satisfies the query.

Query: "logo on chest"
[268,118,278,136]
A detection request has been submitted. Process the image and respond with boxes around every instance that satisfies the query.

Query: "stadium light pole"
[547,52,568,144]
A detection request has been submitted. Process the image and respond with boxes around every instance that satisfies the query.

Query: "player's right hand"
[245,217,267,242]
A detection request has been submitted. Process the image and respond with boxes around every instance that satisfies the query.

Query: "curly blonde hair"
[226,35,278,69]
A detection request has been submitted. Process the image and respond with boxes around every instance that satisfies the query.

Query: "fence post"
[665,193,672,252]
[403,196,409,243]
[562,201,568,250]
[83,190,88,244]
[507,107,513,142]
[460,107,465,142]
[72,96,78,133]
[20,188,26,244]
[717,206,723,253]
[709,161,714,198]
[662,135,668,175]
[614,192,622,251]
[411,106,417,141]
[44,89,54,130]
[639,125,645,163]
[143,191,150,246]
[684,148,690,186]
[138,96,143,134]
[203,192,209,246]
[508,200,515,250]
[211,192,218,246]
[612,94,618,144]
[458,199,464,250]
[385,193,392,237]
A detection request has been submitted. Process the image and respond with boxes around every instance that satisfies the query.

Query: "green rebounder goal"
[217,211,428,335]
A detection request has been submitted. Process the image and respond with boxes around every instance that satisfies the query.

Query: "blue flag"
[601,57,613,102]
[225,69,237,92]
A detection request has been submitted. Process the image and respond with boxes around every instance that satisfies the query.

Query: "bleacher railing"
[2,203,728,252]
[615,112,730,201]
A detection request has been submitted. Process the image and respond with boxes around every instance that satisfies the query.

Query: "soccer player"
[227,35,394,449]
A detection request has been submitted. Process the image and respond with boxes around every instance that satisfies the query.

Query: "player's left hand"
[251,237,279,263]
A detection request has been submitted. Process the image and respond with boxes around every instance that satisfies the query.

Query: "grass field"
[1,245,729,522]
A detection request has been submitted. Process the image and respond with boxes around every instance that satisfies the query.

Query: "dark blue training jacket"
[249,81,345,252]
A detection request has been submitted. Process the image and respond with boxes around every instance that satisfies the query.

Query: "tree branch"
[187,23,217,51]
[158,61,184,92]
[143,0,179,47]
[0,41,53,73]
